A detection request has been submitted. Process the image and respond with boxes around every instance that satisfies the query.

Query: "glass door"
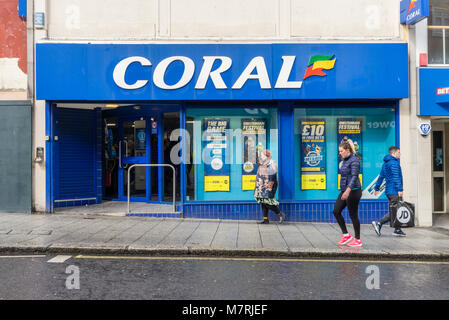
[432,130,445,212]
[119,117,150,201]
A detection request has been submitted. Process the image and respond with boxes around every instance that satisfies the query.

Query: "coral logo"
[408,0,417,12]
[303,55,336,80]
[401,0,428,25]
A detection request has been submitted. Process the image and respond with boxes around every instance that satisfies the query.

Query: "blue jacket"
[339,154,361,191]
[374,154,403,195]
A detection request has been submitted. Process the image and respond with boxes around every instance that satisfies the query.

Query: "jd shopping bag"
[389,200,415,228]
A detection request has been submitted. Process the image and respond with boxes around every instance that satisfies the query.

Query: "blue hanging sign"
[18,0,27,18]
[400,0,429,25]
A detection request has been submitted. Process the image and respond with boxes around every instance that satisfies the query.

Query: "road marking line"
[0,255,46,259]
[74,255,449,265]
[47,255,72,263]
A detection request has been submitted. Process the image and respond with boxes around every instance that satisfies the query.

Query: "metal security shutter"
[0,101,32,213]
[55,108,96,202]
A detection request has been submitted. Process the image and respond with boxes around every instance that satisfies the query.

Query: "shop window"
[428,0,449,65]
[294,106,396,200]
[186,107,278,201]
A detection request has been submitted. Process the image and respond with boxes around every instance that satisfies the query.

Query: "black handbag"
[389,198,415,228]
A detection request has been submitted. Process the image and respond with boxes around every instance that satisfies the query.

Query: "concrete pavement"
[1,212,449,260]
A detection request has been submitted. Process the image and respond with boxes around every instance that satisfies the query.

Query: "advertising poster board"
[203,118,230,191]
[241,119,267,190]
[337,118,363,189]
[300,119,327,190]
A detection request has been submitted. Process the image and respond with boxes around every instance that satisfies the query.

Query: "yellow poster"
[301,174,326,190]
[204,176,230,191]
[242,175,256,191]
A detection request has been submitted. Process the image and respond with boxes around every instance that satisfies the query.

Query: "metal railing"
[127,164,177,214]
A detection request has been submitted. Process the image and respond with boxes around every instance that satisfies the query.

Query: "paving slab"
[277,223,313,249]
[130,219,182,247]
[237,221,262,249]
[106,219,162,245]
[185,220,220,248]
[211,221,238,248]
[47,219,116,244]
[294,223,335,249]
[160,220,201,247]
[258,224,287,249]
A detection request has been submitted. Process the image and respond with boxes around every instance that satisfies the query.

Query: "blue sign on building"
[36,43,408,101]
[419,68,449,116]
[400,0,429,25]
[18,0,27,18]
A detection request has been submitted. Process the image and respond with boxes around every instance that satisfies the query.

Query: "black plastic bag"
[389,199,415,228]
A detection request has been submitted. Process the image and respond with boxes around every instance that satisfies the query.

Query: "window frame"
[428,2,449,66]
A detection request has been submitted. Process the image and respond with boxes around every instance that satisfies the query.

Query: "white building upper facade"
[43,0,402,41]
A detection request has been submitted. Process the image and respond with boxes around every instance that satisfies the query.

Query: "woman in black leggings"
[333,140,362,247]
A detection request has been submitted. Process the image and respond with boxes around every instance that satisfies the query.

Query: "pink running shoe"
[337,234,353,245]
[346,238,362,247]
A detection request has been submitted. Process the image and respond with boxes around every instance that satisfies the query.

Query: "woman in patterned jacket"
[254,150,286,224]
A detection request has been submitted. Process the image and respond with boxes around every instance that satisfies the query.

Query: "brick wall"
[0,0,27,91]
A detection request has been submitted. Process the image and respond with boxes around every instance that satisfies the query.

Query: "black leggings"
[333,189,362,239]
[261,203,281,218]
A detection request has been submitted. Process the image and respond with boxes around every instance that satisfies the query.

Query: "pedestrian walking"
[371,146,406,237]
[255,149,286,224]
[333,139,363,247]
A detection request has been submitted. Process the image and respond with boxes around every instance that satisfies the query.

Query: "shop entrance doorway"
[51,103,181,212]
[104,115,161,202]
[102,107,181,205]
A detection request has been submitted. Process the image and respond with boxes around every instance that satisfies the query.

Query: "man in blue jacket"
[371,146,406,237]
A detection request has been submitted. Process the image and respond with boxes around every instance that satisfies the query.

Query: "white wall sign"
[418,123,431,136]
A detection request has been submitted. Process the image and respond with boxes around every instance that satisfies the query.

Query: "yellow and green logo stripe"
[303,54,336,80]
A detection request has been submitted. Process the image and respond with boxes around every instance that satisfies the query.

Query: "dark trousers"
[261,203,281,218]
[333,189,362,239]
[379,194,401,231]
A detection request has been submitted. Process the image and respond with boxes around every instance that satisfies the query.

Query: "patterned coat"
[254,159,278,199]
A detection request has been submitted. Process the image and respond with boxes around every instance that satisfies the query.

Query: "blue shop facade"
[36,42,408,223]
